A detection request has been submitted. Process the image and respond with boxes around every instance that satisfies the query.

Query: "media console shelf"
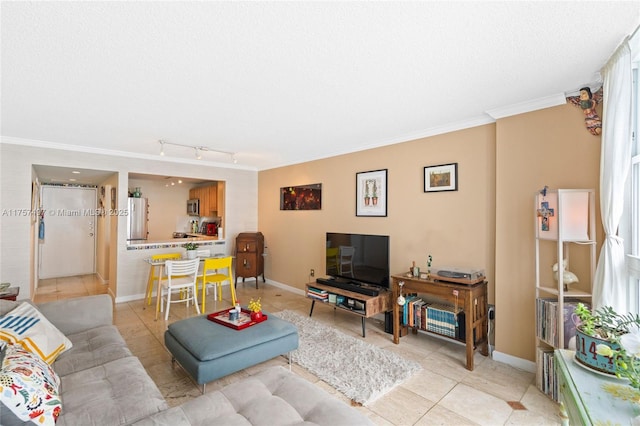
[391,274,488,370]
[305,282,392,337]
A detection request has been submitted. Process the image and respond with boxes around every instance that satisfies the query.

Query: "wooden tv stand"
[305,282,392,337]
[391,274,488,370]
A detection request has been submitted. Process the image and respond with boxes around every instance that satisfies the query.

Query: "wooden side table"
[391,274,488,370]
[0,287,20,301]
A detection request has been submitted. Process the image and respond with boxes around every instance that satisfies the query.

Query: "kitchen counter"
[127,235,225,250]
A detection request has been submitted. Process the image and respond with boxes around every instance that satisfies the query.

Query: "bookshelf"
[391,275,488,370]
[534,189,596,400]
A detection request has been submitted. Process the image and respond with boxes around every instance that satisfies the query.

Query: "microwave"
[187,199,199,216]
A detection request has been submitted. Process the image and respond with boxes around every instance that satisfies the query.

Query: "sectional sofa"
[0,294,373,425]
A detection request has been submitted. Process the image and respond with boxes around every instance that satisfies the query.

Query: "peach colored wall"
[495,103,602,361]
[259,124,496,298]
[259,102,602,364]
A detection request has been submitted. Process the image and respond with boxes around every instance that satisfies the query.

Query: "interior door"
[39,186,97,279]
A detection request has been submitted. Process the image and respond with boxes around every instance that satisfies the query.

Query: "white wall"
[128,178,193,240]
[0,140,258,301]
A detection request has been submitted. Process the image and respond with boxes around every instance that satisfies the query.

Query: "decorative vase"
[186,250,197,260]
[574,328,620,375]
[250,311,263,321]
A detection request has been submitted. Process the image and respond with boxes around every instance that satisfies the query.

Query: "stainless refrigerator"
[127,197,149,240]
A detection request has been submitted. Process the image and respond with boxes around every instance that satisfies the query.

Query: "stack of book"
[536,298,585,348]
[401,295,462,340]
[426,304,459,338]
[307,287,328,301]
[536,347,557,400]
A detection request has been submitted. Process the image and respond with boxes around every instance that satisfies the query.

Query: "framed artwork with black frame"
[424,163,458,192]
[356,169,387,217]
[280,183,322,210]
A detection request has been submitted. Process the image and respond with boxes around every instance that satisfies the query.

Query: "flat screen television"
[325,232,390,289]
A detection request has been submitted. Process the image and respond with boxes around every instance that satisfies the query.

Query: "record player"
[432,267,485,285]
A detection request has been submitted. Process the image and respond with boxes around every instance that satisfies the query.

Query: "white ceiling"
[2,2,639,171]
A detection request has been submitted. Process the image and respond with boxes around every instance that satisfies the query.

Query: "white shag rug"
[274,310,422,406]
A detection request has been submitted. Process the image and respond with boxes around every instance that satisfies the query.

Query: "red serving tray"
[207,307,268,330]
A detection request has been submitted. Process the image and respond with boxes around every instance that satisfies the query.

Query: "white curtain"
[593,40,633,312]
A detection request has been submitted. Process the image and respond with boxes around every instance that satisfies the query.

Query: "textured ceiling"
[2,1,639,171]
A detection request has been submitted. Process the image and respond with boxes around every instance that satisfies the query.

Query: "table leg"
[393,281,400,344]
[144,265,155,308]
[155,266,164,321]
[309,300,315,317]
[361,317,366,337]
[465,291,474,370]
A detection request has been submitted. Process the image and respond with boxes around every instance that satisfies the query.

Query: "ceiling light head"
[159,140,165,156]
[195,147,202,160]
[232,154,238,164]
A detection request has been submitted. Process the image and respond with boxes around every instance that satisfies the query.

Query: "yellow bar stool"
[145,253,181,308]
[196,256,236,311]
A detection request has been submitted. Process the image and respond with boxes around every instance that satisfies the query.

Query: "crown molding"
[320,114,497,161]
[485,93,567,120]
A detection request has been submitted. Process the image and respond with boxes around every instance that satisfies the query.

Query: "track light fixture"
[158,140,236,163]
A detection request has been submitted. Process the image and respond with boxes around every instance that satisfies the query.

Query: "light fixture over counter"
[158,140,237,163]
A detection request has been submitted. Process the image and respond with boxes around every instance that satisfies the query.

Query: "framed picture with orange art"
[424,163,458,193]
[356,169,387,217]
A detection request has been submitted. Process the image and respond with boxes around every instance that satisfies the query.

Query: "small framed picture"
[356,169,387,217]
[424,163,458,192]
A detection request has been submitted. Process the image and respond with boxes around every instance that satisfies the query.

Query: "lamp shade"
[536,189,591,241]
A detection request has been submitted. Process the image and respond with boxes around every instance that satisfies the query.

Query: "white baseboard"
[492,350,536,373]
[263,279,306,296]
[114,279,305,304]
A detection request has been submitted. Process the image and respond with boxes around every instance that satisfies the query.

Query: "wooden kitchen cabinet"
[235,232,265,288]
[216,182,225,229]
[189,183,221,217]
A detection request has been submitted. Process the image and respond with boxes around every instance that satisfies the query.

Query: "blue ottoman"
[164,312,298,392]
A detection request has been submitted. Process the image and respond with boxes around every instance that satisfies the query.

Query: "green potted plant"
[248,297,263,321]
[574,303,640,380]
[183,242,199,259]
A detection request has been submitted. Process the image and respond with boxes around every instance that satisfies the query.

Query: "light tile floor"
[35,275,561,425]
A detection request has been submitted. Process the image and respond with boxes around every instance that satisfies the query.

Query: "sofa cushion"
[0,343,61,426]
[133,366,374,426]
[52,325,132,377]
[0,302,73,364]
[56,356,168,426]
